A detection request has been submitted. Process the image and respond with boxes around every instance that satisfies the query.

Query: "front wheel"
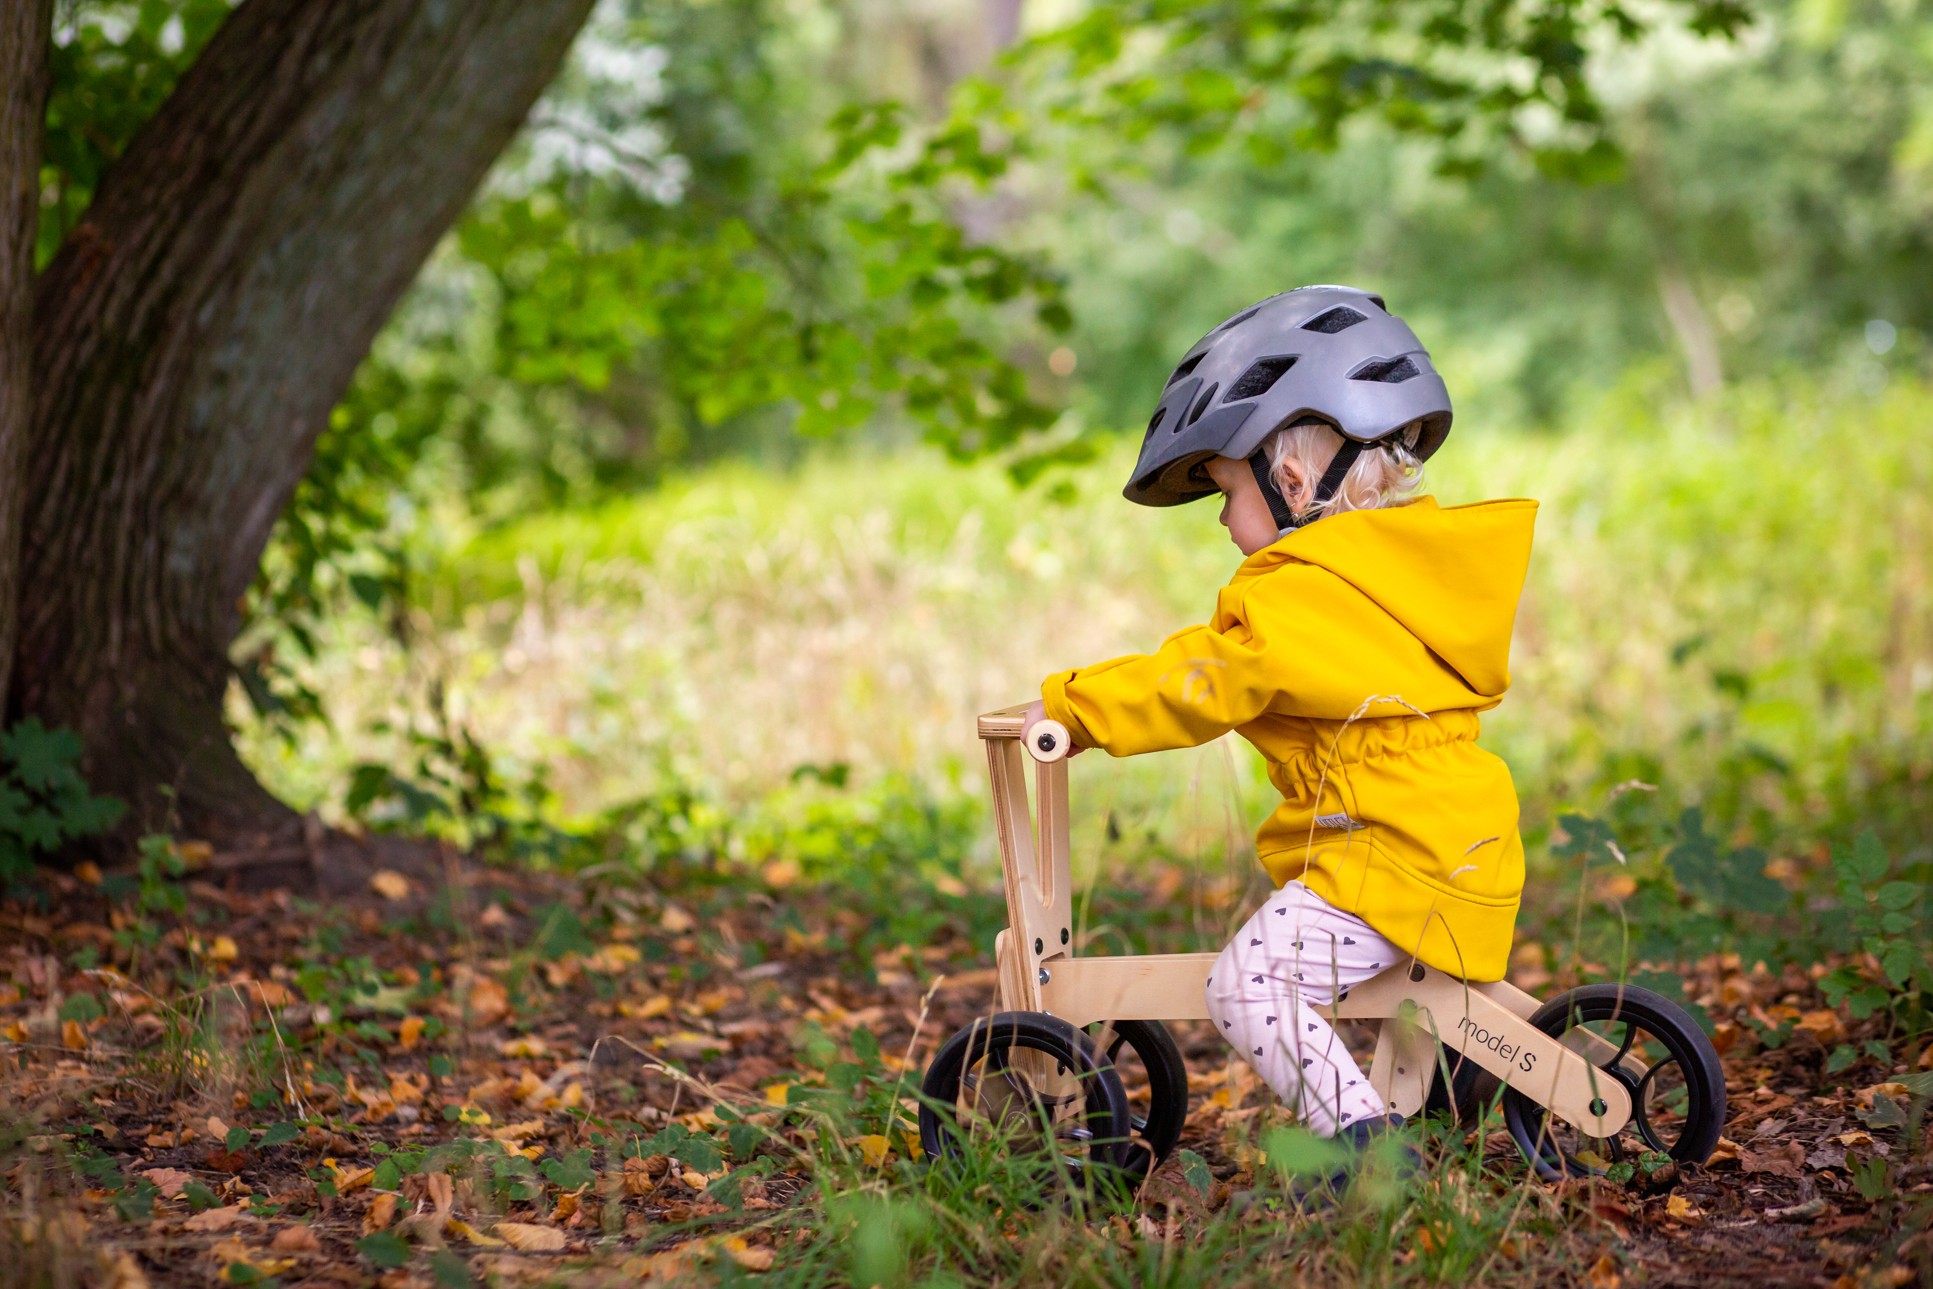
[918,1011,1131,1181]
[1502,983,1727,1180]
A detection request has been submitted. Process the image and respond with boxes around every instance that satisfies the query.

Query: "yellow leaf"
[660,904,696,934]
[621,994,673,1020]
[74,861,103,886]
[855,1134,891,1168]
[176,840,213,869]
[763,1084,790,1106]
[62,1019,88,1050]
[369,870,412,901]
[398,1016,426,1050]
[445,1219,504,1247]
[498,1035,549,1058]
[495,1221,566,1252]
[3,1020,29,1043]
[1665,1194,1701,1222]
[1587,1254,1621,1289]
[205,936,239,963]
[723,1236,775,1272]
[269,1226,320,1255]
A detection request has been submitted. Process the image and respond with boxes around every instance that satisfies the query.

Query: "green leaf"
[1848,831,1889,885]
[225,1126,251,1153]
[672,1134,725,1174]
[1825,1043,1858,1074]
[1,719,84,790]
[357,1230,411,1269]
[1874,881,1919,911]
[260,1122,302,1147]
[372,1157,403,1191]
[1878,939,1922,988]
[1177,1148,1214,1198]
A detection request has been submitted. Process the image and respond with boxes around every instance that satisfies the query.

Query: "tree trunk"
[0,0,52,721]
[10,0,594,866]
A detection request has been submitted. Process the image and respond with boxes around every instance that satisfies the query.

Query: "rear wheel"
[918,1011,1131,1181]
[1502,984,1727,1180]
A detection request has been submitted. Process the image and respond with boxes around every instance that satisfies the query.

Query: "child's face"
[1205,456,1282,556]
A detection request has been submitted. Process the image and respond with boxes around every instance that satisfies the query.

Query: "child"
[1023,285,1536,1176]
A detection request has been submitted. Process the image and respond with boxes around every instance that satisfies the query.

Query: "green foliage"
[38,0,231,266]
[0,720,126,880]
[1817,832,1933,1028]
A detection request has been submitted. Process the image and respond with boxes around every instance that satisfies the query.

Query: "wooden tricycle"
[917,704,1728,1182]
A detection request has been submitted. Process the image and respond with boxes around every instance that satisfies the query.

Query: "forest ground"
[3,847,1927,1288]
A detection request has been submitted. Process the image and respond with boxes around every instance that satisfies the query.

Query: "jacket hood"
[1238,496,1538,698]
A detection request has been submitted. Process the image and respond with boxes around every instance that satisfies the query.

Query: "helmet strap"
[1249,438,1365,534]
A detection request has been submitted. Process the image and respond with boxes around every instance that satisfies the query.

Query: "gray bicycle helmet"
[1125,285,1452,530]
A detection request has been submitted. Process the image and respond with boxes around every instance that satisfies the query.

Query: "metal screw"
[1038,967,1051,986]
[1036,731,1057,752]
[1590,1097,1607,1116]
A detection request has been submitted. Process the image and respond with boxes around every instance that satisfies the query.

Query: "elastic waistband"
[1264,708,1482,785]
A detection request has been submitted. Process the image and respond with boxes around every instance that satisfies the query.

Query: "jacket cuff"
[1040,670,1098,750]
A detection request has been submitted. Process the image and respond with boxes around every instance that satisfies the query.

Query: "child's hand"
[1021,700,1085,757]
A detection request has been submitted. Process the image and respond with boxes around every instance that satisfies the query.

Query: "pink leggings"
[1204,881,1401,1137]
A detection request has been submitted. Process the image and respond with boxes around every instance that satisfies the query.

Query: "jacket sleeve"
[1040,617,1282,757]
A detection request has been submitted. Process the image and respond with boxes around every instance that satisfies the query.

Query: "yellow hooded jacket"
[1041,496,1538,982]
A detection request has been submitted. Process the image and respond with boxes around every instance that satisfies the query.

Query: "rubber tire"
[918,1011,1132,1176]
[1501,983,1728,1180]
[1088,1020,1189,1179]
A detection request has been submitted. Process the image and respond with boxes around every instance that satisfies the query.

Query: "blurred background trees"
[5,0,1930,889]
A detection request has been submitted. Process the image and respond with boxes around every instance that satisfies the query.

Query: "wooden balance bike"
[917,705,1728,1183]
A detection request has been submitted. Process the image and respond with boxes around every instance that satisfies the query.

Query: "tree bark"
[0,0,53,721]
[10,0,594,864]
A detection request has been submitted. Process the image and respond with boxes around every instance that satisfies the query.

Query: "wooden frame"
[977,704,1638,1137]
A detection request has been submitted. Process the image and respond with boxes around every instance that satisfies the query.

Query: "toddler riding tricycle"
[917,704,1728,1184]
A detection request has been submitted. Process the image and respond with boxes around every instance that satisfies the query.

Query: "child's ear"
[1277,457,1311,513]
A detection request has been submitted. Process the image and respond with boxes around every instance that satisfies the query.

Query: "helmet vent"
[1351,355,1421,383]
[1303,306,1367,334]
[1187,382,1220,426]
[1216,306,1262,333]
[1224,355,1297,401]
[1144,406,1168,439]
[1164,352,1205,389]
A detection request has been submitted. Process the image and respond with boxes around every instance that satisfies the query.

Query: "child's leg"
[1204,881,1403,1137]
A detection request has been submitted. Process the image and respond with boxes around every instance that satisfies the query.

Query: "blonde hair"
[1263,417,1425,523]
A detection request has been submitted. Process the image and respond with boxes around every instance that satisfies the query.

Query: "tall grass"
[236,373,1933,880]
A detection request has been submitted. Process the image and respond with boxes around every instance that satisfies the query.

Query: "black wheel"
[918,1011,1131,1179]
[1084,1020,1188,1179]
[1502,984,1727,1180]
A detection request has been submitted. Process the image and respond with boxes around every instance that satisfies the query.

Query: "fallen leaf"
[462,977,510,1027]
[206,1115,231,1140]
[498,1035,549,1058]
[1587,1253,1621,1289]
[61,1019,88,1050]
[426,1171,454,1216]
[1740,1141,1805,1179]
[621,994,673,1020]
[446,1219,505,1247]
[74,861,103,886]
[1766,1197,1827,1222]
[369,870,412,901]
[398,1016,426,1050]
[1665,1195,1702,1222]
[1857,1081,1910,1109]
[1795,1009,1843,1045]
[142,1167,193,1199]
[855,1134,891,1168]
[269,1226,320,1255]
[363,1192,397,1233]
[496,1221,566,1252]
[723,1235,774,1272]
[184,1205,248,1233]
[659,904,695,934]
